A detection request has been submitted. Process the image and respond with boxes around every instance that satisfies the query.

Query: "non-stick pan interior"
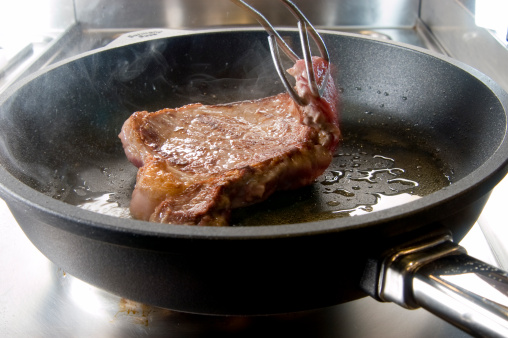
[0,30,506,227]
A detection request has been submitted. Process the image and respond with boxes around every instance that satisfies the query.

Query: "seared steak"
[119,56,340,225]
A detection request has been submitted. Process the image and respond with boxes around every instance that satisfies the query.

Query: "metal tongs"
[231,0,330,106]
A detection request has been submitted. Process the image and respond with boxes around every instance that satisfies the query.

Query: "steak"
[119,56,340,226]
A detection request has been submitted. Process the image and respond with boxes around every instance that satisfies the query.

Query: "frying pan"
[1,28,508,336]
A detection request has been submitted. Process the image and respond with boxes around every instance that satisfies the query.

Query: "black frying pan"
[1,29,508,336]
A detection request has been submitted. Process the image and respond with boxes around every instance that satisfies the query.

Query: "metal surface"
[0,0,75,91]
[414,251,508,337]
[73,0,420,30]
[420,0,508,279]
[435,0,508,290]
[421,0,508,92]
[376,231,508,337]
[378,232,465,309]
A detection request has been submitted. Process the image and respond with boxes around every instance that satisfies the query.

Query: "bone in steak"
[119,56,340,226]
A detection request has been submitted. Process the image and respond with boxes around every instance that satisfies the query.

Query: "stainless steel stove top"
[1,0,508,336]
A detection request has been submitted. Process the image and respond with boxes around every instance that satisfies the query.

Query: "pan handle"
[375,231,508,337]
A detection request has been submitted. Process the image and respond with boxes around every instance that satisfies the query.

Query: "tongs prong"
[231,0,330,106]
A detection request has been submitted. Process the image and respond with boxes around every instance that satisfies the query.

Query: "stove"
[1,0,508,336]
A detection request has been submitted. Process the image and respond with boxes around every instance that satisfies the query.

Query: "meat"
[119,56,340,226]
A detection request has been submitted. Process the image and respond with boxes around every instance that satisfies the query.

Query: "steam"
[112,40,170,83]
[0,32,289,206]
[111,38,286,111]
[0,102,62,194]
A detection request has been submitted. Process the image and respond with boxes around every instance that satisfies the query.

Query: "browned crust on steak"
[119,57,340,226]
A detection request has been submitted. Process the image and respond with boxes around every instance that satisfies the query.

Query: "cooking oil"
[61,126,452,225]
[231,126,451,225]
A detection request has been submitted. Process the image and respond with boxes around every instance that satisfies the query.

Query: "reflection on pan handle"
[376,231,508,337]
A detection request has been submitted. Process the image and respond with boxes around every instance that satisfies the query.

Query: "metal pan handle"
[374,231,508,337]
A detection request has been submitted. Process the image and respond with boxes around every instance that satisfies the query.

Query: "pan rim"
[0,28,508,244]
